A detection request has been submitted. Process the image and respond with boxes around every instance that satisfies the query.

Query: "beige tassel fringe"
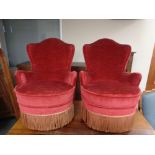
[21,104,74,131]
[81,104,136,133]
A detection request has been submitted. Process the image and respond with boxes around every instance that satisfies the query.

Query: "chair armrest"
[64,71,77,86]
[79,71,90,86]
[120,72,142,86]
[15,70,34,85]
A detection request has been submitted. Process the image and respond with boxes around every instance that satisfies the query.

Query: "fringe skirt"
[81,104,135,133]
[21,104,74,131]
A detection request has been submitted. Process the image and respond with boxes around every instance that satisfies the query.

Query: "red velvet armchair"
[80,38,142,133]
[15,38,77,131]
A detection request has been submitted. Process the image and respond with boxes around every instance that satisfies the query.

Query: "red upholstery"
[80,38,142,116]
[15,38,77,115]
[27,38,74,73]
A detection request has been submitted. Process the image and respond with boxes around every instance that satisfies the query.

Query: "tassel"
[21,104,74,131]
[81,104,136,133]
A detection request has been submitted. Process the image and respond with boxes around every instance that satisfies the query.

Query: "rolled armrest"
[64,71,77,86]
[120,72,142,86]
[15,70,34,85]
[79,71,90,86]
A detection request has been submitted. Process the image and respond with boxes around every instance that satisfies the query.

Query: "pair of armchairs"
[15,38,141,133]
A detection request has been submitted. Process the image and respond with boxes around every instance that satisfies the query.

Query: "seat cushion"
[84,80,140,97]
[15,81,72,96]
[15,81,75,114]
[81,80,141,113]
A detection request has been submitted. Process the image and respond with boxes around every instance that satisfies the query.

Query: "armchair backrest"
[83,38,131,80]
[27,38,74,73]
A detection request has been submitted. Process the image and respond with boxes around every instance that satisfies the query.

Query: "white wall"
[62,19,155,90]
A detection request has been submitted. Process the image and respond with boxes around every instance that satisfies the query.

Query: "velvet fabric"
[27,38,74,73]
[15,38,77,115]
[80,38,142,116]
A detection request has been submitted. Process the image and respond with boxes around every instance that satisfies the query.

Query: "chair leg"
[81,103,136,133]
[21,104,74,131]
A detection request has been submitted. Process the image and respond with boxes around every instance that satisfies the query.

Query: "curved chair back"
[27,38,75,73]
[83,38,131,80]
